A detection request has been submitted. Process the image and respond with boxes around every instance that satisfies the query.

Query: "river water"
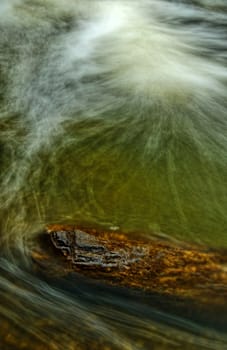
[0,0,227,349]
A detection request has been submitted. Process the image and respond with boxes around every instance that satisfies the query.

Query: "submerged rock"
[32,225,227,332]
[49,228,148,268]
[33,225,227,310]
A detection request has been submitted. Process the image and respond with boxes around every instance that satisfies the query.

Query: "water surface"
[0,0,227,349]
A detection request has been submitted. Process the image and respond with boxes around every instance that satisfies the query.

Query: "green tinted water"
[0,1,227,349]
[6,108,226,247]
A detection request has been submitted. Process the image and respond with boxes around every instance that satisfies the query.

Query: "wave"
[0,1,227,348]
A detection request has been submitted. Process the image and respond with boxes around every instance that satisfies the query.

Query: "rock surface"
[33,224,227,310]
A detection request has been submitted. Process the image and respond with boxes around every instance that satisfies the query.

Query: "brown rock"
[32,224,227,329]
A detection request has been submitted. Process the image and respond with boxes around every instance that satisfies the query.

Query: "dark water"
[0,0,227,349]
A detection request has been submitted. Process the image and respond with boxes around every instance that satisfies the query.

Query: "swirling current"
[0,1,227,349]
